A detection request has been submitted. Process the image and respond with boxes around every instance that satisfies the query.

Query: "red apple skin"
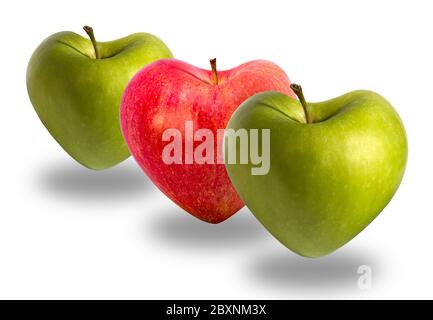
[120,58,294,223]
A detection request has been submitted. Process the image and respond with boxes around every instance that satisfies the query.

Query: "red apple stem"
[83,25,101,59]
[290,83,311,123]
[210,58,218,85]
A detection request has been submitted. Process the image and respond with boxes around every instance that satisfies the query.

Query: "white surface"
[0,0,432,299]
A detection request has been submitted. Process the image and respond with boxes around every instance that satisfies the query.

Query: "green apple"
[225,84,408,258]
[27,26,173,169]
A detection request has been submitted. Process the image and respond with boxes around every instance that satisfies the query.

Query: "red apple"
[120,58,294,223]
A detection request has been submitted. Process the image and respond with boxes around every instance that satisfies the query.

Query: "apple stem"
[290,83,311,123]
[83,25,101,59]
[210,58,218,85]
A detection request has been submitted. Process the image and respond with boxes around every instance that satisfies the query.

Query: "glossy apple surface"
[120,59,294,223]
[225,89,408,257]
[27,27,173,169]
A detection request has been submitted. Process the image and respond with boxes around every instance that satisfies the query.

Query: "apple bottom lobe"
[146,163,244,224]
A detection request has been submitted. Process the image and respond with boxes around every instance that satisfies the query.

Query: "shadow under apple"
[36,158,153,202]
[147,207,267,250]
[247,246,382,292]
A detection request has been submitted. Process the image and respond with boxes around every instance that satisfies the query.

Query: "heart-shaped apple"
[27,26,173,169]
[120,58,294,223]
[225,85,408,256]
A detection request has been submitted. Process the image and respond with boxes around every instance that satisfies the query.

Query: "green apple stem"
[83,25,101,59]
[210,58,218,85]
[290,83,311,124]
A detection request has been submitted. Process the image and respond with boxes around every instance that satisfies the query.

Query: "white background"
[0,0,432,299]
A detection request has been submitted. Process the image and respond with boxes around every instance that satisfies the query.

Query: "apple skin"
[27,31,173,170]
[225,90,408,257]
[120,59,294,223]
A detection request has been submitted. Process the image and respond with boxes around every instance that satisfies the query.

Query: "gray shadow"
[247,247,381,292]
[148,207,267,250]
[36,159,153,201]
